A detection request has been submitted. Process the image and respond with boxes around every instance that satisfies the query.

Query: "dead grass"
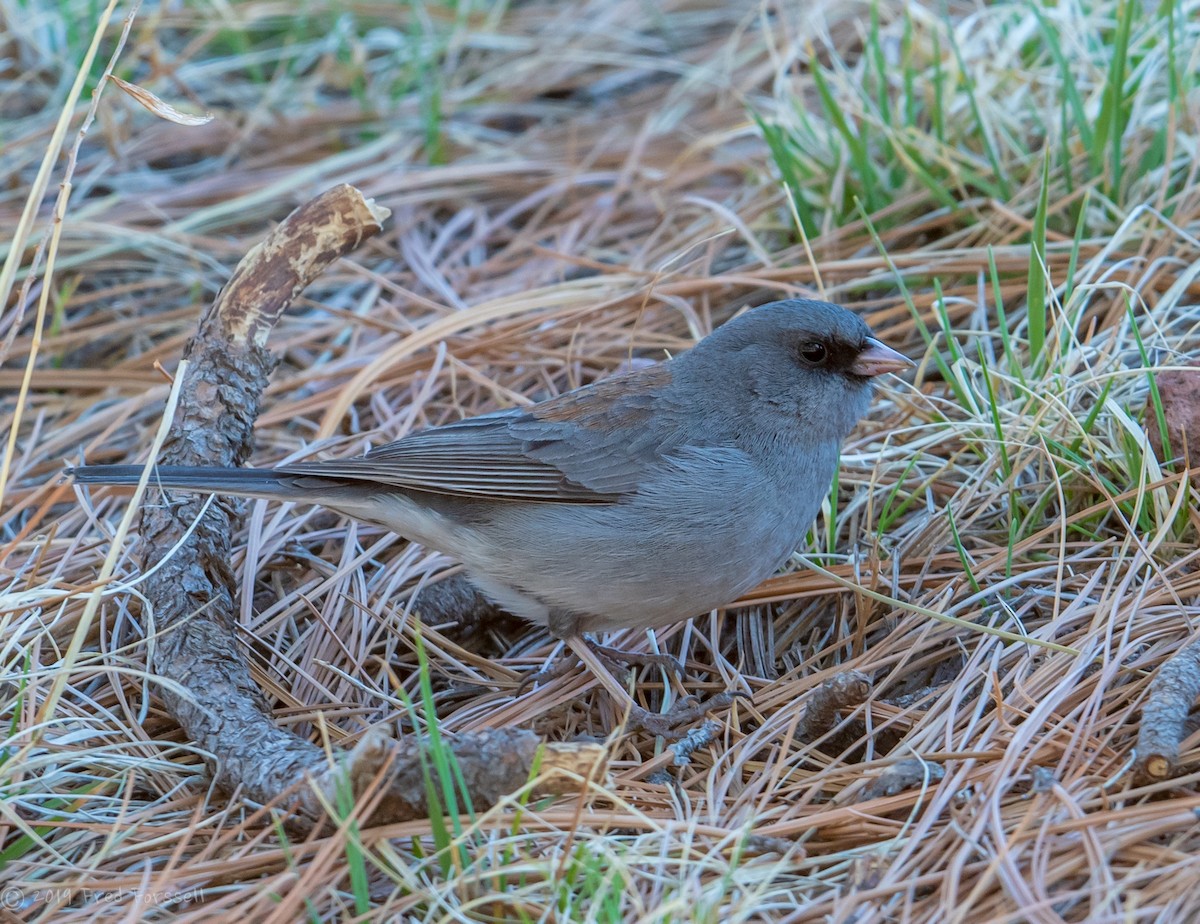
[2,0,1200,920]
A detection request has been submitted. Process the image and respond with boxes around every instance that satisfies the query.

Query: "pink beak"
[851,338,913,377]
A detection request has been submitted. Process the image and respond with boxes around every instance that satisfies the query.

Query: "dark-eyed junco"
[71,299,910,732]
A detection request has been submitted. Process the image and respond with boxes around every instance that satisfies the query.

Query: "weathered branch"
[1135,634,1200,782]
[135,184,603,825]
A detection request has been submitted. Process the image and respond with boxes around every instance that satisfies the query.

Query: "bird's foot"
[625,690,749,739]
[587,642,683,679]
[514,657,577,695]
[516,637,682,695]
[516,634,743,739]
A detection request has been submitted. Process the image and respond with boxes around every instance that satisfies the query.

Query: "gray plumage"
[70,298,909,637]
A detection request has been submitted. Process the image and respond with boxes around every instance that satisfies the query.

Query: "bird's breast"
[460,439,842,630]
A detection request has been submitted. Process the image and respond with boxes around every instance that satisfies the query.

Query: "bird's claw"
[626,690,748,739]
[589,643,684,679]
[516,640,683,695]
[514,658,577,695]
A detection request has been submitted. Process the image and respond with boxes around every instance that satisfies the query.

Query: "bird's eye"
[799,342,828,365]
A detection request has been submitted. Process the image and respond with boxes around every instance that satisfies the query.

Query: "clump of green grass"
[773,0,1197,589]
[758,0,1194,239]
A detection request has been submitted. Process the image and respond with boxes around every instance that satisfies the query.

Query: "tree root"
[130,185,603,827]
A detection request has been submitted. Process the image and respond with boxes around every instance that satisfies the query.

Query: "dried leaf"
[109,75,212,126]
[1147,359,1200,471]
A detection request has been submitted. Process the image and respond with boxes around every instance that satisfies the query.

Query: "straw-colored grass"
[3,0,1199,920]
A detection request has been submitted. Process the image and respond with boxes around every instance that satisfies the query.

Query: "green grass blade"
[1026,149,1050,364]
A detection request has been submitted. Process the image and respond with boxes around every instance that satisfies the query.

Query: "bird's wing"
[274,364,684,504]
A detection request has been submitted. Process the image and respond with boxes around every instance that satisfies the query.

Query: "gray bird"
[70,299,910,733]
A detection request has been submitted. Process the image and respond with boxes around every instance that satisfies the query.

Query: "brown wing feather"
[274,364,681,504]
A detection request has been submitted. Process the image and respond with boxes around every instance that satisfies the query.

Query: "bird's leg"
[516,612,742,737]
[545,611,683,676]
[517,610,680,694]
[564,635,743,739]
[586,641,683,678]
[513,645,584,694]
[514,632,645,695]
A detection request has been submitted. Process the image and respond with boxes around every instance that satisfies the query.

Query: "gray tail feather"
[68,464,297,500]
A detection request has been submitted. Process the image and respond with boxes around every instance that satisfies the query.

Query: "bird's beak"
[851,338,914,377]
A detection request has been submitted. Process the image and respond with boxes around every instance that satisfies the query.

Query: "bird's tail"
[68,464,301,501]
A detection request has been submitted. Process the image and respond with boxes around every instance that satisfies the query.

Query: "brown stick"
[1135,634,1200,782]
[134,185,603,825]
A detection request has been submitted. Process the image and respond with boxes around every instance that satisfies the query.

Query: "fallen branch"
[125,184,602,826]
[1135,634,1200,782]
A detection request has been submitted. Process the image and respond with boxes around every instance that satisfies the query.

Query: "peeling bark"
[133,185,603,826]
